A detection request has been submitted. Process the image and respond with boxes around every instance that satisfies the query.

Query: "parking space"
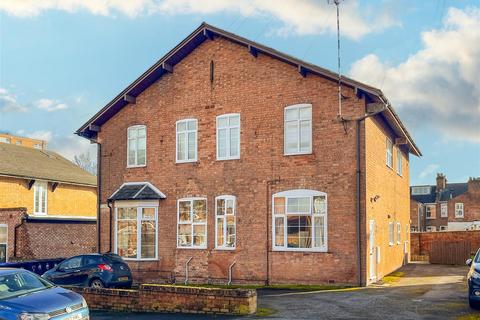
[91,263,478,319]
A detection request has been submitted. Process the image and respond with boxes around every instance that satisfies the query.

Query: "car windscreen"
[0,271,54,300]
[475,250,480,263]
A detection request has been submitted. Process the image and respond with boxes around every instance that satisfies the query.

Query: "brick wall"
[0,207,96,261]
[447,178,480,224]
[71,284,256,315]
[95,35,411,285]
[410,230,480,257]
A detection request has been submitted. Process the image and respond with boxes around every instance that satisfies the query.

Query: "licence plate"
[118,276,129,282]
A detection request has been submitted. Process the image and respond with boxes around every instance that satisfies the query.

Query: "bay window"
[115,203,157,260]
[177,198,207,248]
[284,104,312,155]
[215,195,236,249]
[272,189,327,252]
[127,125,146,167]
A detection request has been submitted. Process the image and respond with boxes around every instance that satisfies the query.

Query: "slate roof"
[0,143,96,186]
[411,183,468,203]
[109,182,166,201]
[76,22,421,157]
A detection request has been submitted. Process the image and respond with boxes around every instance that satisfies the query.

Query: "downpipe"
[185,257,193,285]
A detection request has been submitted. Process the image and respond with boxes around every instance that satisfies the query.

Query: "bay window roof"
[109,182,166,201]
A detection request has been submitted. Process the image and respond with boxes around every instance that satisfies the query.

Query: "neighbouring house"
[0,133,47,150]
[410,173,480,232]
[0,142,98,262]
[76,23,421,286]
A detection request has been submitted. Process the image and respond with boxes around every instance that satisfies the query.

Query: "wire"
[334,0,342,117]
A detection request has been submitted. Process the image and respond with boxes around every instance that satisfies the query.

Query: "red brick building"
[77,23,421,286]
[410,173,480,232]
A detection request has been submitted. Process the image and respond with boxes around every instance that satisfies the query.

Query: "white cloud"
[0,0,400,39]
[0,87,27,112]
[419,164,440,179]
[34,98,68,112]
[349,6,480,143]
[20,130,96,161]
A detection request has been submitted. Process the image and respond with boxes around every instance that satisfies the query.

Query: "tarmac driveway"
[91,263,477,319]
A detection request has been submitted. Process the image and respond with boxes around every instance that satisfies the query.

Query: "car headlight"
[18,313,50,320]
[473,270,480,279]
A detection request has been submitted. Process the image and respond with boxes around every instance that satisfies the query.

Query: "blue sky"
[0,0,479,185]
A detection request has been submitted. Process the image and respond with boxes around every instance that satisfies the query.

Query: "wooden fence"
[429,241,471,265]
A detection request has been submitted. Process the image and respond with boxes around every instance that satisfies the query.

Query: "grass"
[255,307,277,317]
[456,314,480,320]
[381,271,405,284]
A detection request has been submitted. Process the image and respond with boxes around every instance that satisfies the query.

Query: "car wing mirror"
[466,258,473,266]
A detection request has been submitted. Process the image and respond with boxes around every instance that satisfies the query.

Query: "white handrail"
[228,261,236,285]
[185,257,193,285]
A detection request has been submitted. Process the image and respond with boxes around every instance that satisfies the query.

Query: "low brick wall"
[71,284,257,315]
[410,230,480,259]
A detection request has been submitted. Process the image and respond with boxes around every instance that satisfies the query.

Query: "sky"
[0,0,479,185]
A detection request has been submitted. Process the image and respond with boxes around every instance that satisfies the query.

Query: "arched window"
[215,195,236,249]
[127,125,146,167]
[272,189,327,252]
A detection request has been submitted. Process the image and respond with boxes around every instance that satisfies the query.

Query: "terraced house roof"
[0,143,97,186]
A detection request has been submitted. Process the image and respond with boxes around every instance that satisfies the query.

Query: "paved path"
[91,263,478,319]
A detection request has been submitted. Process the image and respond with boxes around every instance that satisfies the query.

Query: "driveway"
[91,263,477,319]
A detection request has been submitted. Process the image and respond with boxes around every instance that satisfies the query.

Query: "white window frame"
[440,226,448,231]
[386,137,393,168]
[412,186,431,195]
[0,224,8,263]
[33,181,47,215]
[114,201,158,261]
[426,226,436,232]
[440,202,448,218]
[396,147,403,176]
[455,203,464,218]
[176,119,198,163]
[397,222,401,244]
[284,104,312,156]
[215,195,236,250]
[127,125,147,168]
[272,189,327,252]
[425,204,435,219]
[177,197,208,249]
[216,114,240,160]
[388,222,394,245]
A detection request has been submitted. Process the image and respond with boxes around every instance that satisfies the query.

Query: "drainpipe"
[13,214,27,258]
[96,142,102,253]
[228,261,236,285]
[107,201,113,253]
[266,178,281,285]
[355,102,386,287]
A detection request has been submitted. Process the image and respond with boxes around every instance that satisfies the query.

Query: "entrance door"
[0,225,7,263]
[369,220,376,281]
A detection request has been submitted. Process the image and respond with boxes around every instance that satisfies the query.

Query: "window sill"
[32,212,47,216]
[272,247,327,253]
[214,247,236,251]
[284,151,312,156]
[176,246,208,250]
[176,159,198,164]
[216,156,240,161]
[397,172,403,177]
[386,164,393,170]
[127,164,146,169]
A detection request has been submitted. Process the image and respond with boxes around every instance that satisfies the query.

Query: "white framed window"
[406,224,409,240]
[33,181,47,215]
[455,203,464,218]
[215,195,236,249]
[33,143,42,149]
[216,114,240,160]
[272,189,327,252]
[396,147,403,176]
[388,222,394,245]
[441,203,448,218]
[0,224,7,263]
[425,204,435,219]
[0,137,11,144]
[127,125,146,167]
[426,226,436,232]
[397,222,401,244]
[386,138,393,168]
[411,186,431,195]
[176,119,197,163]
[177,198,207,248]
[115,202,158,260]
[440,226,448,231]
[284,104,312,155]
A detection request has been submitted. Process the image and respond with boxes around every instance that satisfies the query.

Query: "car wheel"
[470,298,480,310]
[90,279,105,289]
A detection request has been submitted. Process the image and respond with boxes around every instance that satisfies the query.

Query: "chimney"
[468,177,480,193]
[436,173,447,191]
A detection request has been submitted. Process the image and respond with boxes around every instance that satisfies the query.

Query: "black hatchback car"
[467,248,480,309]
[42,253,132,288]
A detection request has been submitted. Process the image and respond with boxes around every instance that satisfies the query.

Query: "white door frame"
[369,220,376,281]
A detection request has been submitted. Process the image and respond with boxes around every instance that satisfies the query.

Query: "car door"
[49,256,83,286]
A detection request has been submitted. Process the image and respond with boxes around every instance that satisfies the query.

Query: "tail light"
[98,264,113,272]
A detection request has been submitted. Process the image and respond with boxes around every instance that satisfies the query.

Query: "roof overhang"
[76,22,421,157]
[109,182,166,201]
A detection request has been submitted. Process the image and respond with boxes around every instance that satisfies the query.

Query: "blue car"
[467,248,480,309]
[0,268,89,320]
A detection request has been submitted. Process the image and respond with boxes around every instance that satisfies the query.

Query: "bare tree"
[74,152,97,175]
